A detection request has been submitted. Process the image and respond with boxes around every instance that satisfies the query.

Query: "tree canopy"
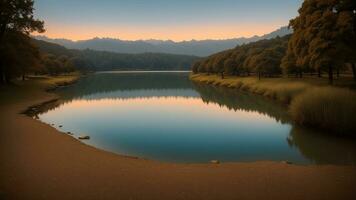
[33,39,200,72]
[192,36,289,78]
[193,0,356,83]
[282,0,356,83]
[0,0,45,83]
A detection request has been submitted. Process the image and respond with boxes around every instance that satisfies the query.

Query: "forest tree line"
[34,39,199,72]
[192,0,356,84]
[0,0,199,84]
[192,36,289,79]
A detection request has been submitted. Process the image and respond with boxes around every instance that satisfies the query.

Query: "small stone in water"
[282,161,293,165]
[210,160,220,164]
[59,125,63,128]
[78,135,90,140]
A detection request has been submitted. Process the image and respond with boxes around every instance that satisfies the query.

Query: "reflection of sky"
[36,72,356,165]
[78,89,200,100]
[38,96,309,163]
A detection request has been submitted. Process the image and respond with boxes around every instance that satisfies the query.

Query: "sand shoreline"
[1,76,356,200]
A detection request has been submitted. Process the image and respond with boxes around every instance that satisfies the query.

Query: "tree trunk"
[328,66,333,85]
[258,72,261,80]
[0,67,4,84]
[318,69,321,78]
[352,63,356,81]
[221,71,224,79]
[336,68,340,78]
[4,74,11,84]
[0,23,6,42]
[299,70,303,78]
[22,74,26,81]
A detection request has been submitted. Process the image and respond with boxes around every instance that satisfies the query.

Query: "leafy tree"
[0,0,44,39]
[191,36,290,79]
[281,49,298,77]
[233,48,247,75]
[335,0,356,80]
[213,54,226,78]
[1,31,41,80]
[0,0,45,83]
[224,58,237,75]
[192,61,201,74]
[285,0,356,84]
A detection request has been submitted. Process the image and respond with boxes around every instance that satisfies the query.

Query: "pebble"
[282,161,293,165]
[210,160,220,164]
[78,135,90,140]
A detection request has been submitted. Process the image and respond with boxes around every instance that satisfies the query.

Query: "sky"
[34,0,303,41]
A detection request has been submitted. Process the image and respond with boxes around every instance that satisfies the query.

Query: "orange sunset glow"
[34,22,285,41]
[59,97,274,124]
[33,0,301,41]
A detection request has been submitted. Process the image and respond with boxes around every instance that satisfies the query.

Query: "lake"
[36,72,356,165]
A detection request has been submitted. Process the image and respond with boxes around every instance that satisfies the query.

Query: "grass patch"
[190,74,310,104]
[190,74,356,135]
[290,87,356,135]
[0,73,80,105]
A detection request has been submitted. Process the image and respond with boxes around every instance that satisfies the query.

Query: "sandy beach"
[0,76,355,200]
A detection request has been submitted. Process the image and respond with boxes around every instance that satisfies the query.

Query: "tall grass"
[289,87,356,135]
[190,74,356,135]
[190,74,309,104]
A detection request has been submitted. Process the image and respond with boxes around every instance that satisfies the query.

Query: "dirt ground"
[1,76,355,200]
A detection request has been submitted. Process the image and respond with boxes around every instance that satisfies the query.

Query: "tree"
[0,0,44,40]
[281,49,298,77]
[224,58,237,75]
[253,49,283,79]
[233,48,247,76]
[213,54,226,79]
[0,30,41,81]
[335,0,356,80]
[192,36,289,79]
[0,0,45,83]
[285,0,356,84]
[192,61,201,74]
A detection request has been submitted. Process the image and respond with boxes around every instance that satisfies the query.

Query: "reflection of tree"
[193,82,290,123]
[58,72,194,99]
[32,73,356,165]
[194,83,356,165]
[288,126,356,165]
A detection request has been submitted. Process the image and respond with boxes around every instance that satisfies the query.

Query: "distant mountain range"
[34,26,292,57]
[32,39,200,71]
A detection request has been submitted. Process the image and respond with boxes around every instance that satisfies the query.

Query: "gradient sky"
[34,0,303,41]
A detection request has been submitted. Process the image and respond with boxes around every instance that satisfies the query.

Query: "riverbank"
[190,74,356,135]
[0,75,356,200]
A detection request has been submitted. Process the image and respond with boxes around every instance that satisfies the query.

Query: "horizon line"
[32,33,267,43]
[31,26,289,43]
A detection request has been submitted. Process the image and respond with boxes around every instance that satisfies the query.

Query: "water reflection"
[288,126,356,165]
[37,72,356,165]
[58,72,197,100]
[193,83,356,165]
[192,83,290,124]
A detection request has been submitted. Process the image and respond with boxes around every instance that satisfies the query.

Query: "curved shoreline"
[190,74,356,136]
[1,75,356,200]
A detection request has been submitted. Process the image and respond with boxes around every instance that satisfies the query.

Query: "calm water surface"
[37,72,356,164]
